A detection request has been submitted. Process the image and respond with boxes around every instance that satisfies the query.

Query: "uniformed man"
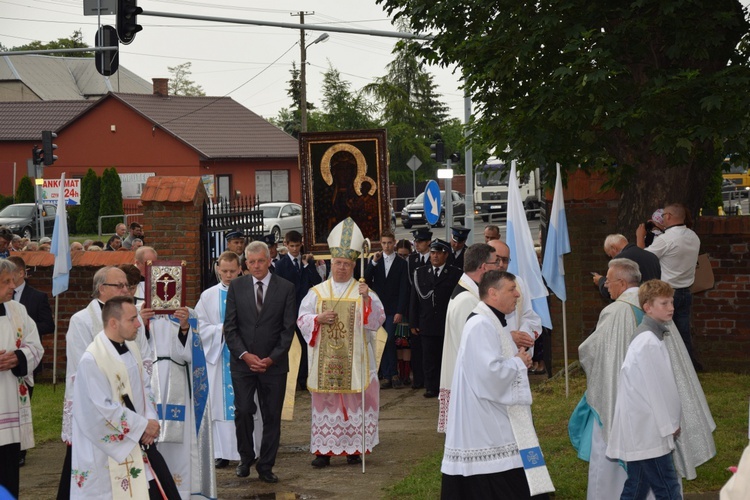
[406,228,432,389]
[447,226,471,270]
[409,239,461,398]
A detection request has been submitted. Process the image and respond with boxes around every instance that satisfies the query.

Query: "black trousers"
[410,333,424,388]
[421,335,444,393]
[231,370,286,473]
[0,442,20,498]
[442,467,550,500]
[57,444,72,499]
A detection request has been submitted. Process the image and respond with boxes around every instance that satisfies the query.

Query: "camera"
[644,221,655,232]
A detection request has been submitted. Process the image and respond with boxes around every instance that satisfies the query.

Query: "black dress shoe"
[423,390,438,398]
[346,454,361,465]
[214,458,229,469]
[18,456,25,467]
[235,458,256,477]
[258,470,279,483]
[311,455,331,468]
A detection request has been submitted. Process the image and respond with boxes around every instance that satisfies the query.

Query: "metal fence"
[200,196,264,289]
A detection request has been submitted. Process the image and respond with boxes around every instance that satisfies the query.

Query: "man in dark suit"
[409,239,461,398]
[592,234,661,300]
[447,226,470,270]
[274,230,323,389]
[8,255,54,466]
[224,241,297,484]
[365,230,409,389]
[406,228,432,389]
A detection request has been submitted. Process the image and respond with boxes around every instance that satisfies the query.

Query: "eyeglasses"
[102,283,129,289]
[485,258,502,266]
[604,277,623,286]
[497,256,511,264]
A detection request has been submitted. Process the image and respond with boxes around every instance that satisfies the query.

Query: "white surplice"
[0,301,42,449]
[70,332,154,498]
[441,302,533,477]
[62,300,152,443]
[297,278,385,455]
[607,324,682,462]
[438,274,480,433]
[195,283,261,461]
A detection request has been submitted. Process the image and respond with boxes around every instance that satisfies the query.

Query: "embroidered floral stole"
[88,334,149,499]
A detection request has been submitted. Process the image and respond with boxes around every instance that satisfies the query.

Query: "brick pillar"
[543,170,619,373]
[140,176,207,309]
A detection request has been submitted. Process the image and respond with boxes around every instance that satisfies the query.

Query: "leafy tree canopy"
[6,29,90,57]
[379,0,750,231]
[168,62,206,96]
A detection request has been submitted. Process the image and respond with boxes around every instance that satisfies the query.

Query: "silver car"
[259,202,303,242]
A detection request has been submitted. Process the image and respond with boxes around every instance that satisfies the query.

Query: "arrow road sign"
[424,180,441,226]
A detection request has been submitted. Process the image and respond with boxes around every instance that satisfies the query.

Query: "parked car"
[401,191,466,229]
[0,203,58,240]
[258,202,303,242]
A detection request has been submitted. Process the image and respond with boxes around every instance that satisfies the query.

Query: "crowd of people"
[0,201,718,499]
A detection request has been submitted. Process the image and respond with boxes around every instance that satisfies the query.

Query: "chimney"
[152,78,169,97]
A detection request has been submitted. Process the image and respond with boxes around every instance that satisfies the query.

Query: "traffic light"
[449,152,460,162]
[430,140,445,163]
[42,131,58,166]
[95,25,119,76]
[117,0,143,45]
[32,145,43,166]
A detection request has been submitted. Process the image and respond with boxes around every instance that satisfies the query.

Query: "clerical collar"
[109,338,129,354]
[487,304,507,327]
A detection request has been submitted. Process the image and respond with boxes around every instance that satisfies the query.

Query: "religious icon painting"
[144,260,187,314]
[299,129,391,255]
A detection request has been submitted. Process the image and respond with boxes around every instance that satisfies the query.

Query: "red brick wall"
[26,176,206,381]
[545,170,750,374]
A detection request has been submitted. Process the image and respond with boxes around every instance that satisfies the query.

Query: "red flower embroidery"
[19,384,27,396]
[15,339,21,348]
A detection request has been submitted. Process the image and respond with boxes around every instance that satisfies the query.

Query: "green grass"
[30,382,65,444]
[383,371,750,499]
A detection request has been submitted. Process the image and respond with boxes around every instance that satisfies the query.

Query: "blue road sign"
[423,180,442,226]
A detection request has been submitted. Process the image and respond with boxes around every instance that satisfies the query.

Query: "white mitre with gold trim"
[327,217,365,260]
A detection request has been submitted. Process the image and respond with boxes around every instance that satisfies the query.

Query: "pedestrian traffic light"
[32,145,43,166]
[41,131,57,166]
[117,0,143,45]
[449,152,460,162]
[430,140,445,163]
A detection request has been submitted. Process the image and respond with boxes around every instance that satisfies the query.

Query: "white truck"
[474,159,543,221]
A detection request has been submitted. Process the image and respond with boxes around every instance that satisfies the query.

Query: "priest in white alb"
[0,259,43,498]
[297,217,386,468]
[71,296,180,499]
[442,270,554,499]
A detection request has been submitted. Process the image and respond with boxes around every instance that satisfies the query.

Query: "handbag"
[690,253,714,294]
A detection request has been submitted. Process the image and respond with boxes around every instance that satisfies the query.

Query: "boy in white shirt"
[606,280,683,499]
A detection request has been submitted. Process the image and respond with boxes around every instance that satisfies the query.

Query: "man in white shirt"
[637,203,701,368]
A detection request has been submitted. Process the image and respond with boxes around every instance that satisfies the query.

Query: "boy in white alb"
[606,280,682,499]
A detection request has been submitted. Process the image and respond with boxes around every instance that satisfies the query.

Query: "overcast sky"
[0,0,466,122]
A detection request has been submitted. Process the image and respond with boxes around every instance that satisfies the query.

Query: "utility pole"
[292,11,314,133]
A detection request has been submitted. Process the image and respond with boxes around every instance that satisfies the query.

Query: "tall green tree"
[168,62,206,96]
[99,168,123,233]
[77,169,100,234]
[379,0,750,232]
[15,177,35,203]
[364,38,453,184]
[8,30,90,57]
[309,64,379,132]
[270,62,316,138]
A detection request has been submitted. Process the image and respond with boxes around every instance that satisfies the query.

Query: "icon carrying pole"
[359,238,370,473]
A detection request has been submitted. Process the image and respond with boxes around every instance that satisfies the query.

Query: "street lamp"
[300,32,329,133]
